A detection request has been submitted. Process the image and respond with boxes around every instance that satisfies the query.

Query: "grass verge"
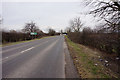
[65,35,118,78]
[1,36,53,47]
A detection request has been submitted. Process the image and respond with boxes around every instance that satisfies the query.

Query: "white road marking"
[2,40,49,53]
[5,39,60,78]
[1,47,35,63]
[20,47,34,53]
[5,57,8,59]
[2,40,51,63]
[2,43,34,53]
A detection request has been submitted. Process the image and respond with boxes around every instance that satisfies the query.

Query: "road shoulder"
[64,39,79,78]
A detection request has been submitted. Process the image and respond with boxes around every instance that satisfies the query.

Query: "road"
[2,36,65,78]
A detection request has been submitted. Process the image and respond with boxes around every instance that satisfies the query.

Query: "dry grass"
[65,35,118,78]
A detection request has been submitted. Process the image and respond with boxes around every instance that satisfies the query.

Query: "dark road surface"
[2,36,65,78]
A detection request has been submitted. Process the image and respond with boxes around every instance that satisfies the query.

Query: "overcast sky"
[2,1,100,32]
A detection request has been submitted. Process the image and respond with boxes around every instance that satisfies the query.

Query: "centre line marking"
[20,47,34,53]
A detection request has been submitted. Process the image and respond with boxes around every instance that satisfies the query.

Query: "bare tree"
[83,27,93,33]
[60,29,63,34]
[69,17,83,32]
[89,0,120,32]
[22,21,40,33]
[48,28,56,36]
[86,0,120,55]
[0,15,2,24]
[65,27,72,33]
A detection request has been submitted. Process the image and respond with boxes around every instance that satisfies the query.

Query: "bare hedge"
[2,31,45,43]
[68,32,119,55]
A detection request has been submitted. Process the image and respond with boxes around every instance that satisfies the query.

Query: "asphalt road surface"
[2,36,66,78]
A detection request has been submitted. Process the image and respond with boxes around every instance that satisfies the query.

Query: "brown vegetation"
[2,22,57,44]
[65,36,120,78]
[68,32,119,55]
[2,30,45,43]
